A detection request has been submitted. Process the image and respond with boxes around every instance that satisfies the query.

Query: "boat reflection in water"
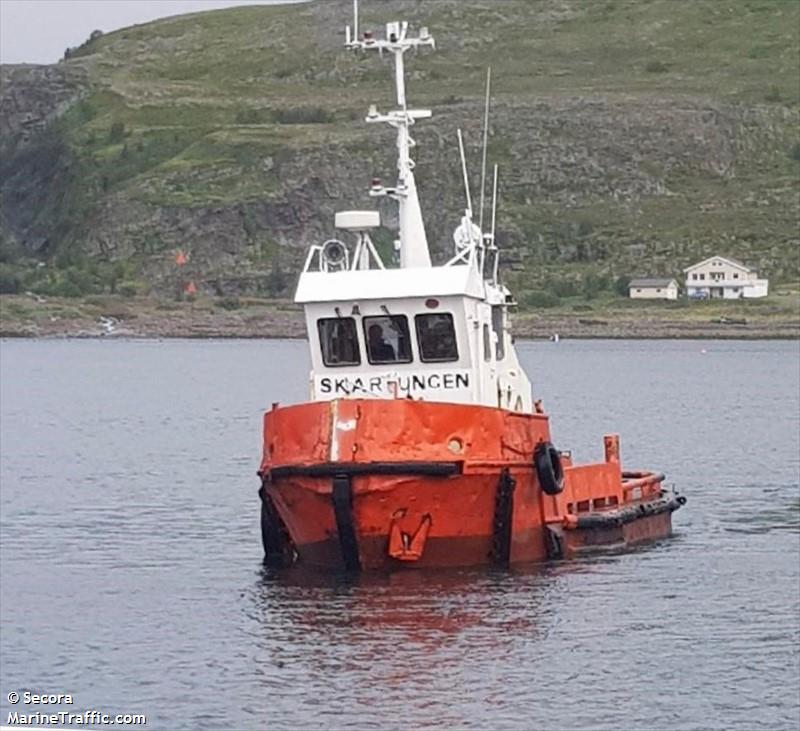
[249,563,559,646]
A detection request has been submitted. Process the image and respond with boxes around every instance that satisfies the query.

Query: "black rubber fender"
[259,484,295,567]
[534,441,565,496]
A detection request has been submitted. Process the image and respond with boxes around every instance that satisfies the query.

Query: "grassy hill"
[0,0,798,308]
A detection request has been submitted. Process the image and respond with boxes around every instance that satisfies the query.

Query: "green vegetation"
[513,284,800,333]
[215,295,242,311]
[1,0,798,313]
[0,257,144,298]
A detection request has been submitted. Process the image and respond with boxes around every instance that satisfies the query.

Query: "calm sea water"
[1,339,798,731]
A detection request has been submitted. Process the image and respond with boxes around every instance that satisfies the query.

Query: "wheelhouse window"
[491,306,505,361]
[318,317,360,367]
[415,313,458,363]
[363,315,412,364]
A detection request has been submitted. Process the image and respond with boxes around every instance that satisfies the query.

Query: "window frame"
[414,312,459,364]
[362,315,413,365]
[491,305,505,361]
[317,317,361,368]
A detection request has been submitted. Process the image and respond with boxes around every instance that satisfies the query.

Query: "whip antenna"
[478,67,491,233]
[490,163,499,282]
[457,128,472,217]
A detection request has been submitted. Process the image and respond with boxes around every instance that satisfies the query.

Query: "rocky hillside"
[1,0,798,300]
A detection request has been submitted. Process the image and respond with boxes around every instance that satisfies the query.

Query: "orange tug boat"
[257,8,685,571]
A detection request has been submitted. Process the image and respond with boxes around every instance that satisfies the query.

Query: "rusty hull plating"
[258,399,685,570]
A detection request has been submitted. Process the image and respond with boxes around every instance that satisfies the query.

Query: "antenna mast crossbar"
[345,0,435,269]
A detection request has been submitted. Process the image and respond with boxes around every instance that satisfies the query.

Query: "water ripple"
[1,339,798,731]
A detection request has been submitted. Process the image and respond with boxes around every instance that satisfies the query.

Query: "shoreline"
[1,294,798,341]
[1,313,798,342]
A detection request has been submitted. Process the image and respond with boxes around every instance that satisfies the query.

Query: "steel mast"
[346,5,435,269]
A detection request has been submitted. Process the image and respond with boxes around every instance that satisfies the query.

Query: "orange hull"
[258,399,683,570]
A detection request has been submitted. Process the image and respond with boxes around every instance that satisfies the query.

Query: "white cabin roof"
[295,264,485,304]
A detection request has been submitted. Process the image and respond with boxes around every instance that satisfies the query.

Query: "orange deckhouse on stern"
[257,3,685,570]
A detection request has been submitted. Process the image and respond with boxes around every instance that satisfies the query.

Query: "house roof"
[683,256,753,273]
[628,278,677,288]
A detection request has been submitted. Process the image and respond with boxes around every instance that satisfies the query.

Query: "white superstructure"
[294,3,532,413]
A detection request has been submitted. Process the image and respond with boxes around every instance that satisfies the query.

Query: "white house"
[684,256,768,299]
[628,278,679,300]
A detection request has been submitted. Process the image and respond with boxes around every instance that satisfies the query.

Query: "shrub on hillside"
[549,277,579,298]
[614,275,631,296]
[0,265,21,294]
[216,296,242,311]
[108,121,126,143]
[117,281,141,298]
[272,107,334,124]
[49,279,84,298]
[30,266,100,298]
[521,290,560,309]
[765,85,782,102]
[266,264,288,297]
[645,60,669,73]
[64,29,103,60]
[582,272,610,299]
[235,108,269,124]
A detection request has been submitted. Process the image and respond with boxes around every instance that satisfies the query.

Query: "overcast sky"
[0,0,305,65]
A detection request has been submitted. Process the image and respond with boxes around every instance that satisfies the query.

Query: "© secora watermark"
[8,692,74,705]
[4,690,146,727]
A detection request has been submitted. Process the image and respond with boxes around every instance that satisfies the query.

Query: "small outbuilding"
[628,278,679,300]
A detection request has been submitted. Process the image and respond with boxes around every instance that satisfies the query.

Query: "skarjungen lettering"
[319,372,468,395]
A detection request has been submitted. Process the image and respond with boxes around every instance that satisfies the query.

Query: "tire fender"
[534,441,565,496]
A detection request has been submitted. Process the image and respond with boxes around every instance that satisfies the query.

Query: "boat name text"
[318,372,469,395]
